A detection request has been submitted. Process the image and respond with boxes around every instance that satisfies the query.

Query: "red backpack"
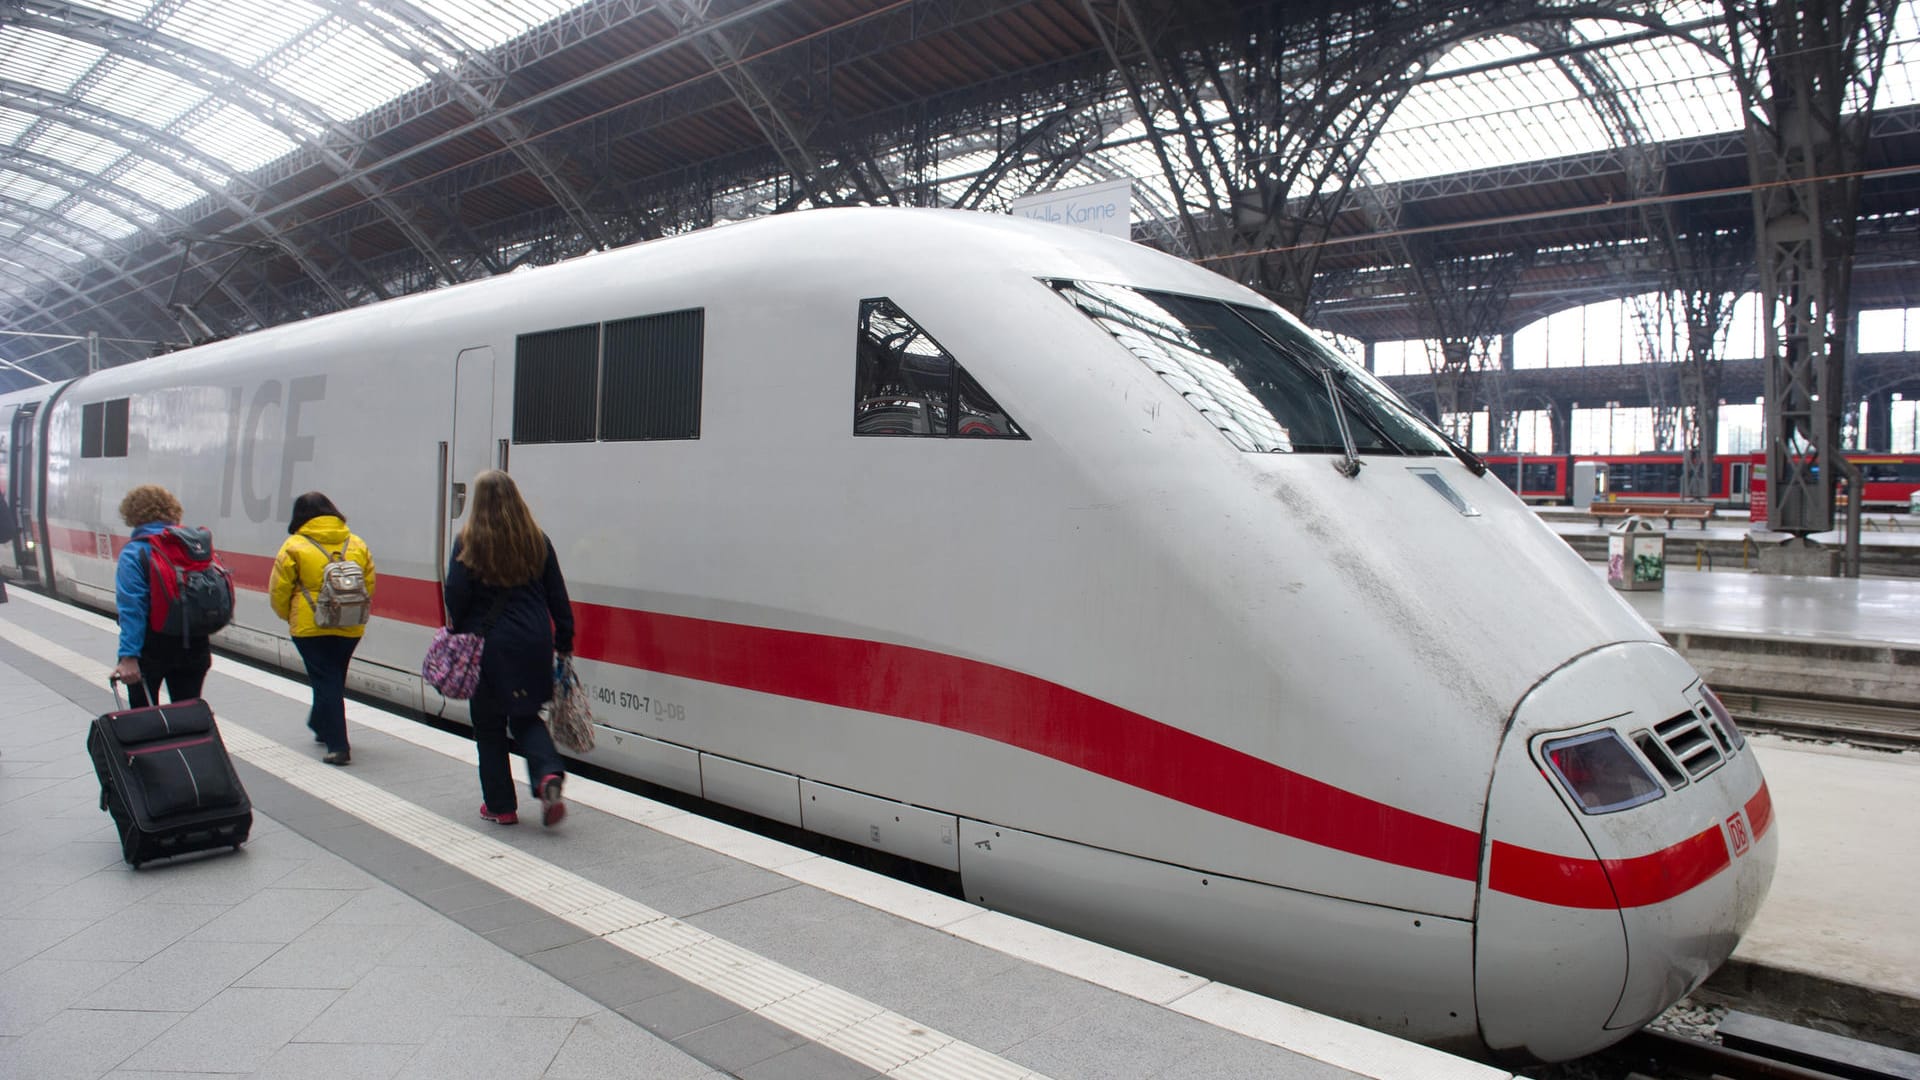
[144,526,235,642]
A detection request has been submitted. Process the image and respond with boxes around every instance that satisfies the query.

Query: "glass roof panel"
[168,0,327,69]
[0,107,38,145]
[84,59,205,131]
[115,159,209,208]
[66,202,139,241]
[416,0,585,50]
[0,175,68,212]
[30,126,123,176]
[20,231,89,263]
[82,186,155,226]
[1884,3,1920,108]
[0,26,108,91]
[267,20,428,122]
[176,105,301,172]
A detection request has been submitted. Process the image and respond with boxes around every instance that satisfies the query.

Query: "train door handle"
[451,481,467,518]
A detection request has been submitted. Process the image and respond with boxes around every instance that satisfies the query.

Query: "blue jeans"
[470,689,564,814]
[293,634,359,754]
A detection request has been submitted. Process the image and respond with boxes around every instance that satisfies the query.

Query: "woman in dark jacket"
[445,469,576,827]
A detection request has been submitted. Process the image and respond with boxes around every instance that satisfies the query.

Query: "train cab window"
[600,309,703,441]
[855,298,1024,438]
[514,324,600,443]
[1048,280,1449,457]
[81,398,130,459]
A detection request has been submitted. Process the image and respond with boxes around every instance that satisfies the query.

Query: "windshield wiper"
[1439,430,1488,475]
[1320,369,1363,478]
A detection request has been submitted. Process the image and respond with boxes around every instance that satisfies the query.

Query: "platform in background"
[1538,506,1920,579]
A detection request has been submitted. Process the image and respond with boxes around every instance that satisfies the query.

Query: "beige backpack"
[298,537,371,627]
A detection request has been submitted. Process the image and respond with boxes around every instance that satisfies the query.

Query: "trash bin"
[1607,516,1665,591]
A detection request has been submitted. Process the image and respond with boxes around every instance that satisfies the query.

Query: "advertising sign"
[1009,179,1134,239]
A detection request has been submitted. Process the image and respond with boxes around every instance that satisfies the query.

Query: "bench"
[1589,502,1715,529]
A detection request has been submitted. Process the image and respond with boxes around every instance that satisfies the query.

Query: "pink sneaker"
[479,804,518,825]
[539,774,566,828]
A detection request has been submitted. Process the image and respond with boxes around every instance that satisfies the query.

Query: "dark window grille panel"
[514,325,600,444]
[1654,712,1724,777]
[81,401,104,458]
[601,309,703,441]
[1632,731,1689,789]
[104,397,129,457]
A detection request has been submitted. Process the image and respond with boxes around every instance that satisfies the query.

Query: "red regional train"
[1482,451,1920,507]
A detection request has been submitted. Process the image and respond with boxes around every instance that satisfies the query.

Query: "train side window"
[514,324,599,444]
[80,398,130,459]
[81,403,103,458]
[601,309,703,441]
[855,298,1024,438]
[104,398,129,457]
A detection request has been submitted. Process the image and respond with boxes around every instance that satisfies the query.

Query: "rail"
[1721,691,1920,751]
[1618,1028,1866,1080]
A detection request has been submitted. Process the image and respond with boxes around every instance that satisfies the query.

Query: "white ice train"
[1,208,1774,1061]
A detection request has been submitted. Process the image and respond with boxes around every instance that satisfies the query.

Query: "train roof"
[25,208,1268,395]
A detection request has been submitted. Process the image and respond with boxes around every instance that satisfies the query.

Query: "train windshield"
[1049,280,1450,456]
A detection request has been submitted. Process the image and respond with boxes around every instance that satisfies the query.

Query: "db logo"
[1726,811,1751,857]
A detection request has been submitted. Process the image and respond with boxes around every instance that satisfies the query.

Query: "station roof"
[2,0,1918,386]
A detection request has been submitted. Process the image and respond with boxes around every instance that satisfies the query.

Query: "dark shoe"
[322,751,350,766]
[480,804,519,825]
[539,774,566,828]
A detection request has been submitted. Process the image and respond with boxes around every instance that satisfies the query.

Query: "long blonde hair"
[457,470,546,586]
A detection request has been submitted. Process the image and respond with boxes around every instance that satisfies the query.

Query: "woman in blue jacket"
[444,470,575,827]
[111,485,212,708]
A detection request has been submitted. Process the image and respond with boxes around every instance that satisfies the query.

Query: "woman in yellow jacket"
[270,492,376,765]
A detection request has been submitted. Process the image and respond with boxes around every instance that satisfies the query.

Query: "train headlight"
[1542,730,1665,814]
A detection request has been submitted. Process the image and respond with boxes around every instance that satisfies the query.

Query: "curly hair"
[119,484,182,528]
[457,470,547,586]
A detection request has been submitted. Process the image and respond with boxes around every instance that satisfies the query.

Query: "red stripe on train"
[1488,823,1732,910]
[1745,780,1773,839]
[47,525,1756,908]
[49,525,443,625]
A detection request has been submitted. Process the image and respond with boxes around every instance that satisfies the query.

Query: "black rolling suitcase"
[87,681,252,868]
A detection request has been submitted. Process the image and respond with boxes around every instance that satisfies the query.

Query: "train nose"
[1474,641,1777,1062]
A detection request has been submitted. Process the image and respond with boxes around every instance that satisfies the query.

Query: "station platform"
[1598,564,1920,647]
[1540,506,1920,579]
[6,572,1916,1075]
[1587,565,1920,710]
[0,590,1507,1080]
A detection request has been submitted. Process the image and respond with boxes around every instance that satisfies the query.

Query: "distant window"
[601,309,703,441]
[854,298,1023,438]
[514,324,599,444]
[80,398,129,459]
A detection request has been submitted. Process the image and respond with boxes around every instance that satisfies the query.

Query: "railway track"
[1718,691,1920,751]
[1606,1013,1920,1080]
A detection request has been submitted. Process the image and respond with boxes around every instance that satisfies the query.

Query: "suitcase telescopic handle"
[108,674,126,711]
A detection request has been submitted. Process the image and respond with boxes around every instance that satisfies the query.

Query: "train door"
[7,403,40,581]
[438,347,496,593]
[1727,460,1751,505]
